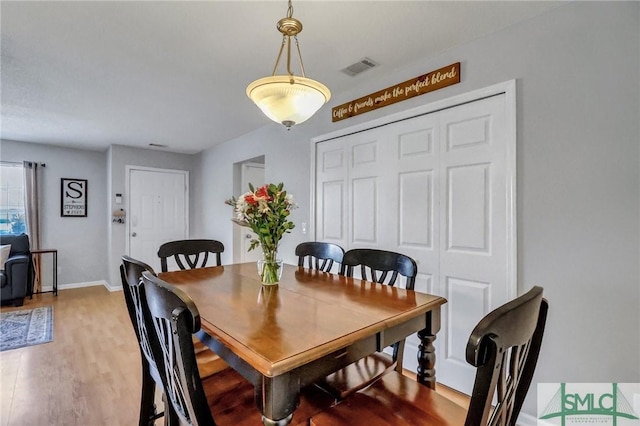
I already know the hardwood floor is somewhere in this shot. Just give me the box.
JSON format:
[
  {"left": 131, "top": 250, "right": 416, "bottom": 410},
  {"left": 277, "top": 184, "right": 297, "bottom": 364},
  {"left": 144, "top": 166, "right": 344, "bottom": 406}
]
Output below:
[
  {"left": 0, "top": 286, "right": 469, "bottom": 425},
  {"left": 0, "top": 287, "right": 145, "bottom": 426}
]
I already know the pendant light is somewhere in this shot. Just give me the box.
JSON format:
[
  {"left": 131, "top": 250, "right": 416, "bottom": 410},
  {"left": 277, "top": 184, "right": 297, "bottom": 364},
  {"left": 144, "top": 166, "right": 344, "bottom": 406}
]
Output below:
[{"left": 246, "top": 0, "right": 331, "bottom": 130}]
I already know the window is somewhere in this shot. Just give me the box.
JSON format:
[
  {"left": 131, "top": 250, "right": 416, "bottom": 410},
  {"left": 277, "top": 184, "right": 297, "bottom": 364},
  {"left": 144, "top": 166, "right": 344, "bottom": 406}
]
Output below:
[{"left": 0, "top": 163, "right": 26, "bottom": 235}]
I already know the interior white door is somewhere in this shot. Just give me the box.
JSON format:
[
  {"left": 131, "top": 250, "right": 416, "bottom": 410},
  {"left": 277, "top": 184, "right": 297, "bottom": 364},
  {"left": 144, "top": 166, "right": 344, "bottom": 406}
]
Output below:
[
  {"left": 239, "top": 162, "right": 264, "bottom": 263},
  {"left": 128, "top": 168, "right": 188, "bottom": 272},
  {"left": 434, "top": 94, "right": 510, "bottom": 393},
  {"left": 314, "top": 92, "right": 514, "bottom": 395},
  {"left": 315, "top": 139, "right": 348, "bottom": 250}
]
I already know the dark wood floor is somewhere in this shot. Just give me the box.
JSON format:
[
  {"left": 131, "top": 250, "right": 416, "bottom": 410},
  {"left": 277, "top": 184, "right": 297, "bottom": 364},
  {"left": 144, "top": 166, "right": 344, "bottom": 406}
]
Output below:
[{"left": 0, "top": 286, "right": 468, "bottom": 425}]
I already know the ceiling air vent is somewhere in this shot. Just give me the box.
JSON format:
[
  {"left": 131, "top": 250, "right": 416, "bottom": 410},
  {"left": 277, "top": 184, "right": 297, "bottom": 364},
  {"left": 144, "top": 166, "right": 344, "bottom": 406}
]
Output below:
[{"left": 340, "top": 57, "right": 378, "bottom": 77}]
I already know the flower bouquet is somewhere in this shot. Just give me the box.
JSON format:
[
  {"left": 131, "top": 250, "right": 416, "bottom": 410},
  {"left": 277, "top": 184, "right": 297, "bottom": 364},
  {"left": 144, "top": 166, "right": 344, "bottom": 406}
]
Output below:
[{"left": 226, "top": 183, "right": 296, "bottom": 284}]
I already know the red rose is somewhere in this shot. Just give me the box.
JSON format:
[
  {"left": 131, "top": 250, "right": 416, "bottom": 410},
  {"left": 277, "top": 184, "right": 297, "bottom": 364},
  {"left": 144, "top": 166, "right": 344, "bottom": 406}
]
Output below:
[
  {"left": 255, "top": 185, "right": 270, "bottom": 199},
  {"left": 244, "top": 194, "right": 258, "bottom": 205}
]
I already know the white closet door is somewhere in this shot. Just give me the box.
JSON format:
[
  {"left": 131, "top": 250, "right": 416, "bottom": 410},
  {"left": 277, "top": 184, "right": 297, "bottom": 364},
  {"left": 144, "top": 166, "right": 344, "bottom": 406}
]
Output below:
[
  {"left": 315, "top": 139, "right": 348, "bottom": 250},
  {"left": 434, "top": 94, "right": 509, "bottom": 393},
  {"left": 314, "top": 92, "right": 513, "bottom": 395},
  {"left": 347, "top": 130, "right": 387, "bottom": 249},
  {"left": 377, "top": 114, "right": 441, "bottom": 295}
]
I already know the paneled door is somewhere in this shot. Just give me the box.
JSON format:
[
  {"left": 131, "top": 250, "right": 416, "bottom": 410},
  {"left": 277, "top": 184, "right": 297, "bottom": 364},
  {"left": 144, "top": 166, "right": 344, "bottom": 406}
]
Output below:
[
  {"left": 128, "top": 167, "right": 188, "bottom": 272},
  {"left": 314, "top": 90, "right": 514, "bottom": 394}
]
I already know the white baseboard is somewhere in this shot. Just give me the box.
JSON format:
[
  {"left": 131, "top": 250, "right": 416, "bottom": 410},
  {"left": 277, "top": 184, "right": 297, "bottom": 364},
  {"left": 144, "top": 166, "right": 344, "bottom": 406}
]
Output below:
[
  {"left": 103, "top": 282, "right": 123, "bottom": 292},
  {"left": 41, "top": 280, "right": 121, "bottom": 293}
]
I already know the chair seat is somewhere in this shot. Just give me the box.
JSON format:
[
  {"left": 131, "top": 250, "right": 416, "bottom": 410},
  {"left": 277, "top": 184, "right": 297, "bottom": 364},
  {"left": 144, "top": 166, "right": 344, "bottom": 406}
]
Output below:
[
  {"left": 310, "top": 371, "right": 467, "bottom": 426},
  {"left": 318, "top": 352, "right": 396, "bottom": 399},
  {"left": 202, "top": 368, "right": 336, "bottom": 426}
]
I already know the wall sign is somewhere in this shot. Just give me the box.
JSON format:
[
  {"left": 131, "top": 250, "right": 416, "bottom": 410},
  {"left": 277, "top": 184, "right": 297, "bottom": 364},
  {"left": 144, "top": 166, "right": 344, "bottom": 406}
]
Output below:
[
  {"left": 332, "top": 62, "right": 461, "bottom": 122},
  {"left": 61, "top": 178, "right": 87, "bottom": 217}
]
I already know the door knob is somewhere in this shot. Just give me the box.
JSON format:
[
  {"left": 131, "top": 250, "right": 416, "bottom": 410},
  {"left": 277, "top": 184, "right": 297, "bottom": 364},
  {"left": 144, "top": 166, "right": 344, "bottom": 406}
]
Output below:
[
  {"left": 245, "top": 234, "right": 252, "bottom": 239},
  {"left": 131, "top": 232, "right": 137, "bottom": 237}
]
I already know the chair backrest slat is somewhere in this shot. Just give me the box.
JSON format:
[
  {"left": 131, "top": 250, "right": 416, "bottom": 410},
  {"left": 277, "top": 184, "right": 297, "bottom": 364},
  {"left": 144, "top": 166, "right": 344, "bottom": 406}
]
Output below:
[
  {"left": 340, "top": 248, "right": 418, "bottom": 365},
  {"left": 142, "top": 271, "right": 216, "bottom": 426},
  {"left": 464, "top": 286, "right": 548, "bottom": 426},
  {"left": 295, "top": 242, "right": 345, "bottom": 273},
  {"left": 120, "top": 256, "right": 164, "bottom": 390},
  {"left": 158, "top": 239, "right": 224, "bottom": 273},
  {"left": 341, "top": 248, "right": 417, "bottom": 290}
]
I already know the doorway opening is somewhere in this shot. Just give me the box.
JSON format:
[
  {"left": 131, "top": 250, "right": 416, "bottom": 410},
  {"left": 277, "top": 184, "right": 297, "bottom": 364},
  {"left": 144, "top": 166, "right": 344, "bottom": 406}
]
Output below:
[{"left": 232, "top": 156, "right": 265, "bottom": 263}]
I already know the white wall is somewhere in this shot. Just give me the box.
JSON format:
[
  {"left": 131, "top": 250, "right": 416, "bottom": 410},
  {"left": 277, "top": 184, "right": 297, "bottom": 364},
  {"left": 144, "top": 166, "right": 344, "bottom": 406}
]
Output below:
[
  {"left": 195, "top": 1, "right": 639, "bottom": 419},
  {"left": 0, "top": 139, "right": 108, "bottom": 287}
]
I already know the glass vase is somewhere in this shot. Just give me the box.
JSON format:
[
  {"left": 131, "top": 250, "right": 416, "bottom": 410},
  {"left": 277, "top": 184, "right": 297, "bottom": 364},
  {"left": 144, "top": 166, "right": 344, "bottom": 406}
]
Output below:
[{"left": 257, "top": 250, "right": 283, "bottom": 285}]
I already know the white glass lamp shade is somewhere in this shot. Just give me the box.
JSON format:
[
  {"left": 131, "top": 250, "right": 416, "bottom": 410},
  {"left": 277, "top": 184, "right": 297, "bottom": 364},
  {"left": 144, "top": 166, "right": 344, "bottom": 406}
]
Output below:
[{"left": 247, "top": 75, "right": 331, "bottom": 127}]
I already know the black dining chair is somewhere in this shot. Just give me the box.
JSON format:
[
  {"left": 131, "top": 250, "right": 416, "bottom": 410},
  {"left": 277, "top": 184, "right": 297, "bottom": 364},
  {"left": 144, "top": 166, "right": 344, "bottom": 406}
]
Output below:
[
  {"left": 340, "top": 248, "right": 417, "bottom": 288},
  {"left": 120, "top": 256, "right": 171, "bottom": 426},
  {"left": 318, "top": 248, "right": 418, "bottom": 400},
  {"left": 121, "top": 255, "right": 229, "bottom": 426},
  {"left": 140, "top": 272, "right": 336, "bottom": 426},
  {"left": 157, "top": 239, "right": 224, "bottom": 273},
  {"left": 295, "top": 242, "right": 345, "bottom": 273},
  {"left": 310, "top": 286, "right": 549, "bottom": 426}
]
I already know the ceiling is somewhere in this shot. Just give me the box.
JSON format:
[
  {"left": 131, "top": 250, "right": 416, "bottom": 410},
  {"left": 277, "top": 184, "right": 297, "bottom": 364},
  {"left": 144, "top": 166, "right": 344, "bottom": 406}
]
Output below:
[{"left": 1, "top": 1, "right": 563, "bottom": 154}]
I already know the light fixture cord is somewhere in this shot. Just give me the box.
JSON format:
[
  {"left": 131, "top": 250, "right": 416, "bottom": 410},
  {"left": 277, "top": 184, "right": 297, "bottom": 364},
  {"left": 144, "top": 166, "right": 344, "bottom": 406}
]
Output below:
[
  {"left": 288, "top": 0, "right": 307, "bottom": 78},
  {"left": 287, "top": 0, "right": 293, "bottom": 18}
]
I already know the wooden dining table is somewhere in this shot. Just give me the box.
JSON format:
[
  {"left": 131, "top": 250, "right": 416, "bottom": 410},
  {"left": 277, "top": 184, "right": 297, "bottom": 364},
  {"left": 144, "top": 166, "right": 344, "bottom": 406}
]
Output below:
[{"left": 158, "top": 262, "right": 447, "bottom": 426}]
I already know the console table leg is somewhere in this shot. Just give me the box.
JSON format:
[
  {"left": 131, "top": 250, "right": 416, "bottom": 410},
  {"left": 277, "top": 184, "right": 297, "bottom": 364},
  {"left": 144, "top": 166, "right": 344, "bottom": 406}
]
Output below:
[
  {"left": 30, "top": 249, "right": 58, "bottom": 296},
  {"left": 53, "top": 250, "right": 58, "bottom": 296}
]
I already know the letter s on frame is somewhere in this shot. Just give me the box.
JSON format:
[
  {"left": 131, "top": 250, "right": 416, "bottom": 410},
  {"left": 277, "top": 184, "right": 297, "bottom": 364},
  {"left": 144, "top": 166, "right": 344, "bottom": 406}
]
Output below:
[
  {"left": 65, "top": 181, "right": 84, "bottom": 199},
  {"left": 61, "top": 178, "right": 88, "bottom": 217}
]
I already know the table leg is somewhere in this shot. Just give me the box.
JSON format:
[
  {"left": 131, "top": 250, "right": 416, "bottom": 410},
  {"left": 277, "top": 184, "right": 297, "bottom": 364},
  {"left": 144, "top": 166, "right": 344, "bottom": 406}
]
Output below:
[
  {"left": 256, "top": 374, "right": 300, "bottom": 426},
  {"left": 261, "top": 414, "right": 293, "bottom": 426},
  {"left": 417, "top": 329, "right": 437, "bottom": 389},
  {"left": 417, "top": 307, "right": 441, "bottom": 390}
]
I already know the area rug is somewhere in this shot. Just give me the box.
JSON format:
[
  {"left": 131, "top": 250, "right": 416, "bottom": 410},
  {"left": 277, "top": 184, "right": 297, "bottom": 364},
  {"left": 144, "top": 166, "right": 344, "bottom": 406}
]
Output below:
[{"left": 0, "top": 306, "right": 53, "bottom": 351}]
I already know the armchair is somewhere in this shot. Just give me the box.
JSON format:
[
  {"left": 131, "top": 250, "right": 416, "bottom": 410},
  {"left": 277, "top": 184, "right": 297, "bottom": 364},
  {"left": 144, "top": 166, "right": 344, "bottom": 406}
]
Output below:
[{"left": 0, "top": 233, "right": 35, "bottom": 306}]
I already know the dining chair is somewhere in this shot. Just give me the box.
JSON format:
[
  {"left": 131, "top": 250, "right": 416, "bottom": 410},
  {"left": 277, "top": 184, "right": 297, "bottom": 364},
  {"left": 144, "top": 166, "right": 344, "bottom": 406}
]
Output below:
[
  {"left": 140, "top": 271, "right": 336, "bottom": 426},
  {"left": 157, "top": 239, "right": 224, "bottom": 273},
  {"left": 310, "top": 286, "right": 549, "bottom": 426},
  {"left": 120, "top": 256, "right": 170, "bottom": 426},
  {"left": 295, "top": 241, "right": 345, "bottom": 273},
  {"left": 121, "top": 256, "right": 228, "bottom": 425},
  {"left": 317, "top": 248, "right": 418, "bottom": 400}
]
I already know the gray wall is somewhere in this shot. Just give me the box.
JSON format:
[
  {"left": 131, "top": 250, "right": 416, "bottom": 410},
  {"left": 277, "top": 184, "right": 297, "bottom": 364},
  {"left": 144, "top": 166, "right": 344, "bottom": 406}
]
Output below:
[
  {"left": 194, "top": 1, "right": 639, "bottom": 419},
  {"left": 0, "top": 139, "right": 109, "bottom": 286},
  {"left": 192, "top": 125, "right": 311, "bottom": 266},
  {"left": 0, "top": 141, "right": 200, "bottom": 288}
]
